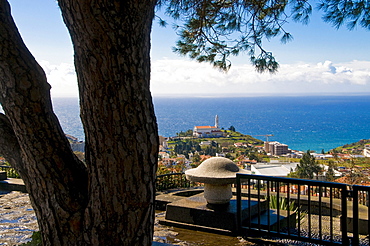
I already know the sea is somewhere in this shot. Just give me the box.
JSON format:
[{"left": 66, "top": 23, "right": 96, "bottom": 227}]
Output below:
[{"left": 52, "top": 95, "right": 370, "bottom": 153}]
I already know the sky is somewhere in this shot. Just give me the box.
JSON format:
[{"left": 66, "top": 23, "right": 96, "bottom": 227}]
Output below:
[{"left": 7, "top": 0, "right": 370, "bottom": 98}]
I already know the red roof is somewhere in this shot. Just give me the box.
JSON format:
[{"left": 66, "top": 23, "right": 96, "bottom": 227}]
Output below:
[{"left": 195, "top": 126, "right": 217, "bottom": 129}]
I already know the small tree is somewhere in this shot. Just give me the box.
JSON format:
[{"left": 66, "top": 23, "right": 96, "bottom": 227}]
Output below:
[
  {"left": 295, "top": 150, "right": 322, "bottom": 180},
  {"left": 229, "top": 126, "right": 236, "bottom": 132},
  {"left": 192, "top": 152, "right": 201, "bottom": 164},
  {"left": 325, "top": 160, "right": 336, "bottom": 181}
]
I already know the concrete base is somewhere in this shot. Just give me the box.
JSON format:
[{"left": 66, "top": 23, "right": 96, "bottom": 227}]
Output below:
[
  {"left": 249, "top": 209, "right": 296, "bottom": 230},
  {"left": 0, "top": 178, "right": 27, "bottom": 193},
  {"left": 345, "top": 216, "right": 369, "bottom": 235},
  {"left": 165, "top": 193, "right": 267, "bottom": 232},
  {"left": 0, "top": 171, "right": 6, "bottom": 181}
]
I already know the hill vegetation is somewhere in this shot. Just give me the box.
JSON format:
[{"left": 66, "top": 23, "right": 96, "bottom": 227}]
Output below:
[
  {"left": 331, "top": 139, "right": 370, "bottom": 154},
  {"left": 164, "top": 129, "right": 265, "bottom": 164}
]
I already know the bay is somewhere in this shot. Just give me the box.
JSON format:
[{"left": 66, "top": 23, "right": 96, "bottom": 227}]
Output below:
[{"left": 52, "top": 95, "right": 370, "bottom": 153}]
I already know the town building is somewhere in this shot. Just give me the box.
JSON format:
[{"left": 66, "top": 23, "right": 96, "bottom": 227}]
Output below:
[
  {"left": 251, "top": 162, "right": 298, "bottom": 177},
  {"left": 193, "top": 115, "right": 224, "bottom": 138},
  {"left": 264, "top": 141, "right": 290, "bottom": 156},
  {"left": 364, "top": 144, "right": 370, "bottom": 157}
]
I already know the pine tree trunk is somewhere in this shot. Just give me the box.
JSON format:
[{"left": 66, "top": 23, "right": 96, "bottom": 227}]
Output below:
[
  {"left": 0, "top": 0, "right": 158, "bottom": 245},
  {"left": 58, "top": 1, "right": 158, "bottom": 244}
]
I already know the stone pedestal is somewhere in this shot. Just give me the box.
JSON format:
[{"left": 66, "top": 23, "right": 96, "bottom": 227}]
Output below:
[
  {"left": 203, "top": 183, "right": 232, "bottom": 204},
  {"left": 164, "top": 193, "right": 267, "bottom": 232},
  {"left": 185, "top": 157, "right": 250, "bottom": 205}
]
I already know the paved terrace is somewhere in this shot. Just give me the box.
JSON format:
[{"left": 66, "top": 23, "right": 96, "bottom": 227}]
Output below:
[{"left": 2, "top": 177, "right": 370, "bottom": 245}]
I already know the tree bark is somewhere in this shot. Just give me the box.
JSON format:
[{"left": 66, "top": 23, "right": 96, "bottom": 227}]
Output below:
[
  {"left": 58, "top": 1, "right": 158, "bottom": 244},
  {"left": 0, "top": 1, "right": 88, "bottom": 244},
  {"left": 0, "top": 113, "right": 22, "bottom": 172},
  {"left": 0, "top": 0, "right": 158, "bottom": 245}
]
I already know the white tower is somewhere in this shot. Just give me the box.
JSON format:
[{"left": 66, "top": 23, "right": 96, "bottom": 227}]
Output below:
[{"left": 215, "top": 115, "right": 219, "bottom": 128}]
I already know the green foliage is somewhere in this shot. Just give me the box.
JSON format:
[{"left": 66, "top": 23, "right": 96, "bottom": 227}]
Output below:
[
  {"left": 325, "top": 160, "right": 336, "bottom": 181},
  {"left": 268, "top": 195, "right": 306, "bottom": 222},
  {"left": 331, "top": 138, "right": 370, "bottom": 154},
  {"left": 269, "top": 195, "right": 295, "bottom": 211},
  {"left": 160, "top": 0, "right": 312, "bottom": 72},
  {"left": 0, "top": 164, "right": 20, "bottom": 178},
  {"left": 318, "top": 0, "right": 370, "bottom": 30},
  {"left": 293, "top": 150, "right": 322, "bottom": 179},
  {"left": 167, "top": 130, "right": 265, "bottom": 161},
  {"left": 248, "top": 152, "right": 262, "bottom": 162},
  {"left": 20, "top": 231, "right": 42, "bottom": 246},
  {"left": 192, "top": 152, "right": 201, "bottom": 163},
  {"left": 228, "top": 125, "right": 236, "bottom": 132},
  {"left": 176, "top": 129, "right": 193, "bottom": 137},
  {"left": 173, "top": 140, "right": 201, "bottom": 155}
]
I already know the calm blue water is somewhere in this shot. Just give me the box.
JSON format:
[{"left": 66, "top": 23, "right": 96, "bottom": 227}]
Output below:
[{"left": 52, "top": 95, "right": 370, "bottom": 153}]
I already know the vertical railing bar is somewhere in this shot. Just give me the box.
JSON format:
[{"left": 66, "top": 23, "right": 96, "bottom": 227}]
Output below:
[
  {"left": 257, "top": 178, "right": 261, "bottom": 230},
  {"left": 341, "top": 185, "right": 348, "bottom": 245},
  {"left": 308, "top": 184, "right": 311, "bottom": 239},
  {"left": 236, "top": 174, "right": 242, "bottom": 234},
  {"left": 368, "top": 189, "right": 370, "bottom": 246},
  {"left": 277, "top": 180, "right": 280, "bottom": 234},
  {"left": 287, "top": 182, "right": 290, "bottom": 236},
  {"left": 267, "top": 180, "right": 271, "bottom": 233},
  {"left": 330, "top": 187, "right": 333, "bottom": 242},
  {"left": 319, "top": 185, "right": 322, "bottom": 241},
  {"left": 248, "top": 178, "right": 251, "bottom": 228},
  {"left": 352, "top": 185, "right": 359, "bottom": 246},
  {"left": 298, "top": 183, "right": 301, "bottom": 238}
]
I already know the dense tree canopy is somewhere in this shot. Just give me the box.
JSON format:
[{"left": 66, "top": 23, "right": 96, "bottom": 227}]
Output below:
[
  {"left": 160, "top": 0, "right": 312, "bottom": 72},
  {"left": 318, "top": 0, "right": 370, "bottom": 30}
]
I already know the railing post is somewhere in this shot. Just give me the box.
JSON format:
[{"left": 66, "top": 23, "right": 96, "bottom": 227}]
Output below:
[
  {"left": 341, "top": 186, "right": 349, "bottom": 245},
  {"left": 236, "top": 173, "right": 242, "bottom": 235},
  {"left": 352, "top": 185, "right": 359, "bottom": 246}
]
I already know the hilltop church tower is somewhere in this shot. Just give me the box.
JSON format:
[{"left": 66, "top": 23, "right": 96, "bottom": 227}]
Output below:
[{"left": 193, "top": 115, "right": 223, "bottom": 138}]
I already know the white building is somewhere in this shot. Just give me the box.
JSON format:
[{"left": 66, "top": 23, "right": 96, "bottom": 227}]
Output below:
[
  {"left": 193, "top": 126, "right": 224, "bottom": 138},
  {"left": 251, "top": 162, "right": 299, "bottom": 177},
  {"left": 364, "top": 144, "right": 370, "bottom": 157},
  {"left": 193, "top": 115, "right": 223, "bottom": 138}
]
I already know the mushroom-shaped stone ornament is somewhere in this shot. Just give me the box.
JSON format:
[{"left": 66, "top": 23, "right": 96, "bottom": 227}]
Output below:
[{"left": 185, "top": 157, "right": 250, "bottom": 205}]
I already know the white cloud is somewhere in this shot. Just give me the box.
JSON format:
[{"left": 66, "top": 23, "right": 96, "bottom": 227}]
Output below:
[
  {"left": 39, "top": 60, "right": 78, "bottom": 97},
  {"left": 151, "top": 59, "right": 370, "bottom": 96},
  {"left": 39, "top": 59, "right": 370, "bottom": 97}
]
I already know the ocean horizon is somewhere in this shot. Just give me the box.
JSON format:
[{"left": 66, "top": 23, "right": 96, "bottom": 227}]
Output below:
[{"left": 52, "top": 95, "right": 370, "bottom": 153}]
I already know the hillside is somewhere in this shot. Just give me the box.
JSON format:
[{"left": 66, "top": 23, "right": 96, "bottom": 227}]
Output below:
[
  {"left": 169, "top": 129, "right": 263, "bottom": 145},
  {"left": 331, "top": 139, "right": 370, "bottom": 154}
]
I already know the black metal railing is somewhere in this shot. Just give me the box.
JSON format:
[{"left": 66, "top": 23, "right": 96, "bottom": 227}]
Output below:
[
  {"left": 236, "top": 173, "right": 370, "bottom": 245},
  {"left": 352, "top": 185, "right": 370, "bottom": 246},
  {"left": 156, "top": 172, "right": 195, "bottom": 192}
]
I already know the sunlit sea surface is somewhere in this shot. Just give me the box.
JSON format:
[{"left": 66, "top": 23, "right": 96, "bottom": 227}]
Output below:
[{"left": 52, "top": 95, "right": 370, "bottom": 153}]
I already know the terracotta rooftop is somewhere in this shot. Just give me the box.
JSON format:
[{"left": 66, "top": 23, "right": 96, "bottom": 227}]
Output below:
[{"left": 195, "top": 126, "right": 217, "bottom": 129}]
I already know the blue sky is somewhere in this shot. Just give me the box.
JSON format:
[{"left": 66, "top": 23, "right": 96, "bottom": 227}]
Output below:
[{"left": 8, "top": 0, "right": 370, "bottom": 97}]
